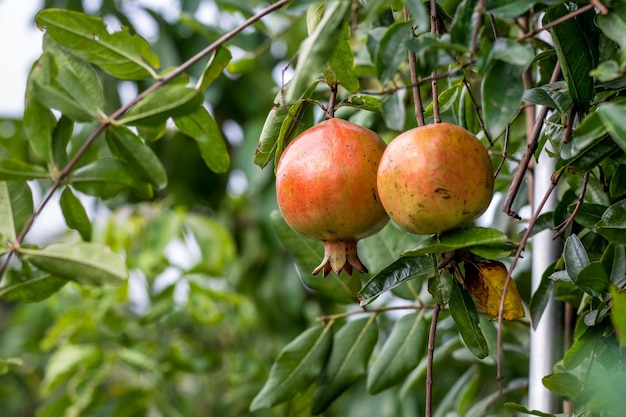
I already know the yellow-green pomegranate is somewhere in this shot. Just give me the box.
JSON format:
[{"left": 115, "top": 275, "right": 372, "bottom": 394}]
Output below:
[{"left": 377, "top": 123, "right": 494, "bottom": 235}]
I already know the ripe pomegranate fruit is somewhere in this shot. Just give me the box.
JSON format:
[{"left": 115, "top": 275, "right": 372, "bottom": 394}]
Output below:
[
  {"left": 377, "top": 123, "right": 493, "bottom": 235},
  {"left": 275, "top": 118, "right": 389, "bottom": 276}
]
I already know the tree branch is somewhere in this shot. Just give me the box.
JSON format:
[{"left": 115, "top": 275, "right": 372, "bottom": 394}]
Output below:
[
  {"left": 517, "top": 3, "right": 595, "bottom": 41},
  {"left": 425, "top": 303, "right": 441, "bottom": 417},
  {"left": 405, "top": 6, "right": 425, "bottom": 127}
]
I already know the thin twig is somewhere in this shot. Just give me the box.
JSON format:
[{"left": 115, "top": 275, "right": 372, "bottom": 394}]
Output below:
[
  {"left": 430, "top": 0, "right": 440, "bottom": 123},
  {"left": 326, "top": 82, "right": 338, "bottom": 119},
  {"left": 316, "top": 304, "right": 425, "bottom": 322},
  {"left": 590, "top": 0, "right": 609, "bottom": 15},
  {"left": 493, "top": 125, "right": 510, "bottom": 178},
  {"left": 405, "top": 6, "right": 425, "bottom": 127},
  {"left": 425, "top": 304, "right": 441, "bottom": 417},
  {"left": 496, "top": 169, "right": 563, "bottom": 394},
  {"left": 0, "top": 0, "right": 292, "bottom": 279},
  {"left": 501, "top": 63, "right": 561, "bottom": 219},
  {"left": 554, "top": 171, "right": 590, "bottom": 238},
  {"left": 517, "top": 3, "right": 595, "bottom": 41},
  {"left": 563, "top": 106, "right": 576, "bottom": 144}
]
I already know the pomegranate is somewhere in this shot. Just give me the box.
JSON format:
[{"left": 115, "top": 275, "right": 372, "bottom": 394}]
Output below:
[
  {"left": 275, "top": 118, "right": 389, "bottom": 276},
  {"left": 377, "top": 123, "right": 493, "bottom": 235}
]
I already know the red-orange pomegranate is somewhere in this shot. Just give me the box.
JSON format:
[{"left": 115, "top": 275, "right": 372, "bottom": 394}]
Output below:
[
  {"left": 275, "top": 118, "right": 389, "bottom": 276},
  {"left": 377, "top": 123, "right": 494, "bottom": 235}
]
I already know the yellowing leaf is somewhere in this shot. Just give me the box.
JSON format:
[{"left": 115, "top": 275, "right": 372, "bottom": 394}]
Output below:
[{"left": 465, "top": 260, "right": 524, "bottom": 320}]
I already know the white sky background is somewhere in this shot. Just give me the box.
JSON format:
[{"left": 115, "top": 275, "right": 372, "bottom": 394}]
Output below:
[{"left": 0, "top": 1, "right": 42, "bottom": 118}]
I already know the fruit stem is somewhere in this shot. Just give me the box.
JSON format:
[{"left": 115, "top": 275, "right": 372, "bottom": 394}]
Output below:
[
  {"left": 312, "top": 239, "right": 368, "bottom": 277},
  {"left": 325, "top": 82, "right": 338, "bottom": 120}
]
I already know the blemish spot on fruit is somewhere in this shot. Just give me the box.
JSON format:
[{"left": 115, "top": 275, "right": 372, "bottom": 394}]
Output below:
[
  {"left": 435, "top": 188, "right": 451, "bottom": 199},
  {"left": 371, "top": 188, "right": 378, "bottom": 202}
]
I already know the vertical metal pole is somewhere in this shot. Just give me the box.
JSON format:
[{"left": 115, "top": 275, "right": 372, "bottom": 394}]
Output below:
[{"left": 528, "top": 153, "right": 561, "bottom": 412}]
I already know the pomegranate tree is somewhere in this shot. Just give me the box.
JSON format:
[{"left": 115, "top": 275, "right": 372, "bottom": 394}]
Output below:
[
  {"left": 377, "top": 123, "right": 494, "bottom": 235},
  {"left": 275, "top": 118, "right": 388, "bottom": 276}
]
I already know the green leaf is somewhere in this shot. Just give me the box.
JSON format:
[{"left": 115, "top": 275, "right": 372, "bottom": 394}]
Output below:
[
  {"left": 590, "top": 60, "right": 623, "bottom": 82},
  {"left": 0, "top": 159, "right": 49, "bottom": 181},
  {"left": 557, "top": 135, "right": 619, "bottom": 172},
  {"left": 119, "top": 86, "right": 202, "bottom": 126},
  {"left": 481, "top": 60, "right": 524, "bottom": 139},
  {"left": 595, "top": 199, "right": 626, "bottom": 244},
  {"left": 428, "top": 268, "right": 453, "bottom": 305},
  {"left": 610, "top": 287, "right": 626, "bottom": 347},
  {"left": 563, "top": 324, "right": 602, "bottom": 369},
  {"left": 20, "top": 242, "right": 128, "bottom": 287},
  {"left": 489, "top": 37, "right": 533, "bottom": 67},
  {"left": 173, "top": 106, "right": 230, "bottom": 174},
  {"left": 327, "top": 23, "right": 359, "bottom": 93},
  {"left": 405, "top": 0, "right": 429, "bottom": 32},
  {"left": 336, "top": 95, "right": 383, "bottom": 113},
  {"left": 449, "top": 279, "right": 488, "bottom": 359},
  {"left": 360, "top": 221, "right": 422, "bottom": 270},
  {"left": 366, "top": 311, "right": 428, "bottom": 394},
  {"left": 23, "top": 98, "right": 56, "bottom": 163},
  {"left": 595, "top": 2, "right": 626, "bottom": 49},
  {"left": 575, "top": 262, "right": 609, "bottom": 297},
  {"left": 571, "top": 203, "right": 606, "bottom": 229},
  {"left": 196, "top": 47, "right": 232, "bottom": 92},
  {"left": 544, "top": 4, "right": 597, "bottom": 112},
  {"left": 597, "top": 102, "right": 626, "bottom": 154},
  {"left": 377, "top": 22, "right": 412, "bottom": 86},
  {"left": 36, "top": 9, "right": 159, "bottom": 80},
  {"left": 59, "top": 187, "right": 92, "bottom": 241},
  {"left": 29, "top": 53, "right": 94, "bottom": 122},
  {"left": 601, "top": 243, "right": 626, "bottom": 287},
  {"left": 468, "top": 243, "right": 515, "bottom": 259},
  {"left": 106, "top": 125, "right": 168, "bottom": 189},
  {"left": 41, "top": 344, "right": 101, "bottom": 395},
  {"left": 358, "top": 256, "right": 434, "bottom": 306},
  {"left": 262, "top": 83, "right": 317, "bottom": 171},
  {"left": 42, "top": 37, "right": 106, "bottom": 120},
  {"left": 449, "top": 0, "right": 477, "bottom": 48},
  {"left": 312, "top": 316, "right": 378, "bottom": 414},
  {"left": 270, "top": 210, "right": 361, "bottom": 304},
  {"left": 0, "top": 182, "right": 33, "bottom": 243},
  {"left": 70, "top": 158, "right": 153, "bottom": 199},
  {"left": 434, "top": 364, "right": 484, "bottom": 417},
  {"left": 52, "top": 115, "right": 74, "bottom": 168},
  {"left": 403, "top": 227, "right": 509, "bottom": 256},
  {"left": 250, "top": 324, "right": 333, "bottom": 411},
  {"left": 504, "top": 402, "right": 560, "bottom": 417},
  {"left": 424, "top": 82, "right": 461, "bottom": 119},
  {"left": 285, "top": 0, "right": 349, "bottom": 103},
  {"left": 0, "top": 265, "right": 67, "bottom": 303},
  {"left": 254, "top": 106, "right": 289, "bottom": 169},
  {"left": 563, "top": 234, "right": 589, "bottom": 280},
  {"left": 485, "top": 0, "right": 538, "bottom": 19},
  {"left": 522, "top": 82, "right": 572, "bottom": 116},
  {"left": 382, "top": 89, "right": 406, "bottom": 131},
  {"left": 0, "top": 358, "right": 23, "bottom": 376},
  {"left": 542, "top": 366, "right": 581, "bottom": 398},
  {"left": 184, "top": 213, "right": 236, "bottom": 276}
]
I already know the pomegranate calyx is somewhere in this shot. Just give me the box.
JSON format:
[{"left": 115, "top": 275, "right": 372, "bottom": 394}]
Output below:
[{"left": 312, "top": 239, "right": 368, "bottom": 277}]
